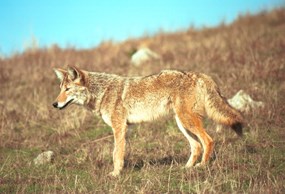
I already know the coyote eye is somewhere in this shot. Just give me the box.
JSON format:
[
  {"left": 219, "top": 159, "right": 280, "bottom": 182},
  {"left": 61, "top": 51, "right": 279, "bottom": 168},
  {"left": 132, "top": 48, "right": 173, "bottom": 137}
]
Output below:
[{"left": 65, "top": 88, "right": 70, "bottom": 91}]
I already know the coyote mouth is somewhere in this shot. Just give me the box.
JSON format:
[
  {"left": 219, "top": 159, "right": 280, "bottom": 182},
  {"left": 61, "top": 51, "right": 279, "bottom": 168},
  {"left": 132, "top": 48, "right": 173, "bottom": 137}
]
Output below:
[{"left": 59, "top": 99, "right": 74, "bottom": 110}]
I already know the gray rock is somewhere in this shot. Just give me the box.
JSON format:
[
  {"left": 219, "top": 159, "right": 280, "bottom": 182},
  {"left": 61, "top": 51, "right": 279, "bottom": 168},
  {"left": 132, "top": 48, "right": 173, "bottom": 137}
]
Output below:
[{"left": 34, "top": 151, "right": 54, "bottom": 165}]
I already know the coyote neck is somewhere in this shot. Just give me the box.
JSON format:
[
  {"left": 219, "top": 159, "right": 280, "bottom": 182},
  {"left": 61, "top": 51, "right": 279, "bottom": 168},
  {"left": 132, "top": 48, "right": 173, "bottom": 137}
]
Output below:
[{"left": 84, "top": 72, "right": 125, "bottom": 114}]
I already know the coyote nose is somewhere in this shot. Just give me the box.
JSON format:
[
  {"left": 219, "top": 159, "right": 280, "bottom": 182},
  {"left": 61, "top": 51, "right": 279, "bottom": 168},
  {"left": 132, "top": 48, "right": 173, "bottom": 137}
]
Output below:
[{"left": 52, "top": 102, "right": 58, "bottom": 108}]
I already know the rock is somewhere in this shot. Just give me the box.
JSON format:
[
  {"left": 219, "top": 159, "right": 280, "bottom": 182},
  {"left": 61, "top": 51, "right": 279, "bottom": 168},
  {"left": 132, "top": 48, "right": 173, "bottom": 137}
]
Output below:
[
  {"left": 131, "top": 47, "right": 160, "bottom": 66},
  {"left": 227, "top": 90, "right": 265, "bottom": 113},
  {"left": 34, "top": 151, "right": 54, "bottom": 165}
]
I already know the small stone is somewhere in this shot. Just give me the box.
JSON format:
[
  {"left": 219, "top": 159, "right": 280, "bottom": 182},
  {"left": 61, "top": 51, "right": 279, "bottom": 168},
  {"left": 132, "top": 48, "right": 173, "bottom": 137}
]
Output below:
[
  {"left": 131, "top": 47, "right": 160, "bottom": 66},
  {"left": 228, "top": 90, "right": 264, "bottom": 113},
  {"left": 34, "top": 151, "right": 54, "bottom": 165}
]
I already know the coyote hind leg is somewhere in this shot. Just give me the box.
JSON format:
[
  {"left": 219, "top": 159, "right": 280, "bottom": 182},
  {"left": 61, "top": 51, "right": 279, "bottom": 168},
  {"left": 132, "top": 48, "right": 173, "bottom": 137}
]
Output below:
[
  {"left": 175, "top": 115, "right": 202, "bottom": 168},
  {"left": 176, "top": 112, "right": 214, "bottom": 167}
]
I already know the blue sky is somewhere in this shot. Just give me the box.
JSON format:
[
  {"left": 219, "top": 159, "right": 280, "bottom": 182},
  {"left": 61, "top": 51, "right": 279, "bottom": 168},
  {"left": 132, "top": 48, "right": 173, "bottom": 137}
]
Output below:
[{"left": 0, "top": 0, "right": 283, "bottom": 56}]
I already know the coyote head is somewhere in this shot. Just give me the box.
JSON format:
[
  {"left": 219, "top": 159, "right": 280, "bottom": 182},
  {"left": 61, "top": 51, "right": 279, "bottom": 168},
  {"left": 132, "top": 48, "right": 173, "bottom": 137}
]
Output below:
[{"left": 53, "top": 66, "right": 90, "bottom": 110}]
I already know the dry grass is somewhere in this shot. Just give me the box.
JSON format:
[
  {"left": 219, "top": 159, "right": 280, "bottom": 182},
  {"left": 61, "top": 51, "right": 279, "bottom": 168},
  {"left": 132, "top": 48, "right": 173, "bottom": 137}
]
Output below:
[{"left": 1, "top": 8, "right": 285, "bottom": 193}]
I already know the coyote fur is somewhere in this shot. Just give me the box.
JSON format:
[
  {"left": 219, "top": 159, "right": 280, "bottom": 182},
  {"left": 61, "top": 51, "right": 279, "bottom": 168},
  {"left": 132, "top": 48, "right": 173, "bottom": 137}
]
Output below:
[{"left": 53, "top": 66, "right": 243, "bottom": 177}]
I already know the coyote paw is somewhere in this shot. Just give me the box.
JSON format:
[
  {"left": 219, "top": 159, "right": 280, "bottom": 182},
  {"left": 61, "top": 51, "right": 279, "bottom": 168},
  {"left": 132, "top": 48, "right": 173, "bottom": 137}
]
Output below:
[
  {"left": 108, "top": 170, "right": 120, "bottom": 177},
  {"left": 194, "top": 162, "right": 206, "bottom": 168},
  {"left": 184, "top": 163, "right": 194, "bottom": 169}
]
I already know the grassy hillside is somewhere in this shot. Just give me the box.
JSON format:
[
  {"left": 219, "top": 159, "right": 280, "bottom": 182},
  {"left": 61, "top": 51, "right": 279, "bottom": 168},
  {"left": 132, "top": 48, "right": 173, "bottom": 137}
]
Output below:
[{"left": 0, "top": 8, "right": 285, "bottom": 193}]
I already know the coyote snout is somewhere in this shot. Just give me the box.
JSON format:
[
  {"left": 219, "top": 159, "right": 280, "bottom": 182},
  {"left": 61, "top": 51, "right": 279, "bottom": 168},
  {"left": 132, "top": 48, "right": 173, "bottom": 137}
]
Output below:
[
  {"left": 52, "top": 90, "right": 75, "bottom": 110},
  {"left": 52, "top": 99, "right": 74, "bottom": 110},
  {"left": 53, "top": 66, "right": 244, "bottom": 177}
]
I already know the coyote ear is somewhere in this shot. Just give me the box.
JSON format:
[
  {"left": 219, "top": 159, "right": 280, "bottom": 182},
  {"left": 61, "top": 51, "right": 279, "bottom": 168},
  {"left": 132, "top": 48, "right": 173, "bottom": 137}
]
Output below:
[
  {"left": 67, "top": 65, "right": 84, "bottom": 82},
  {"left": 53, "top": 68, "right": 66, "bottom": 82}
]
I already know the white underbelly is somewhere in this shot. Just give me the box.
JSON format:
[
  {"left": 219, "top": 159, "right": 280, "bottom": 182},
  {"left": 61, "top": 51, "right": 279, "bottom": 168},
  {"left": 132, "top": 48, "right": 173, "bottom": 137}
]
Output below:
[{"left": 126, "top": 98, "right": 171, "bottom": 123}]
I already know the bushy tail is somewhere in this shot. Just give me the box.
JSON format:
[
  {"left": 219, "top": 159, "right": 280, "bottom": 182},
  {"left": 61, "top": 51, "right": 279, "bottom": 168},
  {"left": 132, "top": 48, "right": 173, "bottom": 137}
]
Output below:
[{"left": 204, "top": 82, "right": 244, "bottom": 136}]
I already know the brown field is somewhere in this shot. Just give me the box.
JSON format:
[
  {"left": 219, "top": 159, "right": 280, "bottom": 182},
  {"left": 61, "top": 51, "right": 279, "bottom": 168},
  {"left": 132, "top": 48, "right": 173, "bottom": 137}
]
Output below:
[{"left": 0, "top": 8, "right": 285, "bottom": 193}]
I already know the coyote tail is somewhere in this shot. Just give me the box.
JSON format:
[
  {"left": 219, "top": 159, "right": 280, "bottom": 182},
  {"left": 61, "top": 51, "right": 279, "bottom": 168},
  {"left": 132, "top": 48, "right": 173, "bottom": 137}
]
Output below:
[{"left": 204, "top": 82, "right": 244, "bottom": 136}]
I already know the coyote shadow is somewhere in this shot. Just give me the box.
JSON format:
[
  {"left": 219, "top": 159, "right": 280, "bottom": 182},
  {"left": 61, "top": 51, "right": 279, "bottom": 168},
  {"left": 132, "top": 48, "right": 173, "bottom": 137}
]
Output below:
[
  {"left": 124, "top": 155, "right": 189, "bottom": 170},
  {"left": 124, "top": 151, "right": 219, "bottom": 171}
]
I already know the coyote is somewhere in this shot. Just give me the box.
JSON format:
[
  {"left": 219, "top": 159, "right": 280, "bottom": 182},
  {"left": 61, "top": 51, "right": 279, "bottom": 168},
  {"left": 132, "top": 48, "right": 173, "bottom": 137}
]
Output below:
[{"left": 53, "top": 66, "right": 243, "bottom": 176}]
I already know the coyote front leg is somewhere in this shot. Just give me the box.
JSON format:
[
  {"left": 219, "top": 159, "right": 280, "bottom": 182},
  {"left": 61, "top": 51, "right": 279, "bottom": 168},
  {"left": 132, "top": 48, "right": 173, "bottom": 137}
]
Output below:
[{"left": 109, "top": 123, "right": 127, "bottom": 177}]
